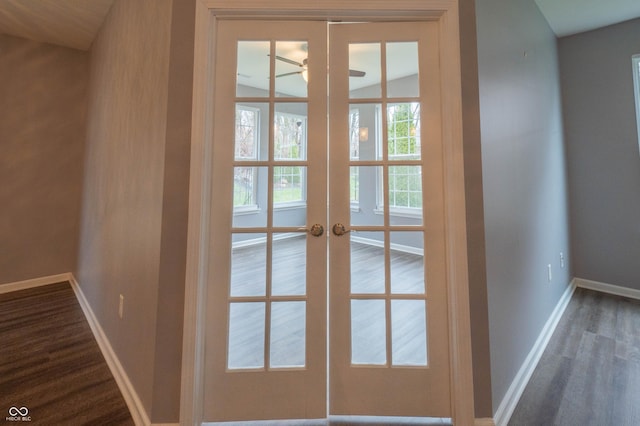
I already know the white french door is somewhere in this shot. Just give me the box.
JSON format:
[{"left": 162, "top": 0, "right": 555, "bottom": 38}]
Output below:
[{"left": 204, "top": 19, "right": 450, "bottom": 423}]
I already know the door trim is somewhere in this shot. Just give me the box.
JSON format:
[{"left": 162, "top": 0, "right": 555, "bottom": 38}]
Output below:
[{"left": 181, "top": 1, "right": 474, "bottom": 425}]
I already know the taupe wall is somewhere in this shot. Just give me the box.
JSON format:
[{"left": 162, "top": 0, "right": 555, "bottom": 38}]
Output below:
[
  {"left": 151, "top": 0, "right": 195, "bottom": 420},
  {"left": 0, "top": 35, "right": 87, "bottom": 285},
  {"left": 76, "top": 0, "right": 193, "bottom": 422},
  {"left": 475, "top": 0, "right": 572, "bottom": 413},
  {"left": 559, "top": 18, "right": 640, "bottom": 290}
]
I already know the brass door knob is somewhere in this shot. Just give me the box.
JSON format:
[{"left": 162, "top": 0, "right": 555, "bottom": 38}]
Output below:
[
  {"left": 332, "top": 223, "right": 350, "bottom": 236},
  {"left": 308, "top": 224, "right": 324, "bottom": 237}
]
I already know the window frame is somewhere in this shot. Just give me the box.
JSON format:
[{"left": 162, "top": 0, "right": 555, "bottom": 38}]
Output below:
[
  {"left": 375, "top": 102, "right": 423, "bottom": 218},
  {"left": 349, "top": 107, "right": 361, "bottom": 210},
  {"left": 233, "top": 105, "right": 261, "bottom": 214},
  {"left": 273, "top": 110, "right": 308, "bottom": 208},
  {"left": 632, "top": 55, "right": 640, "bottom": 153}
]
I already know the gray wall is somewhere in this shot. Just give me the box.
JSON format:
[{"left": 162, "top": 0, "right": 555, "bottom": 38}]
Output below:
[
  {"left": 0, "top": 35, "right": 87, "bottom": 285},
  {"left": 559, "top": 18, "right": 640, "bottom": 290},
  {"left": 76, "top": 0, "right": 193, "bottom": 422},
  {"left": 476, "top": 0, "right": 572, "bottom": 413}
]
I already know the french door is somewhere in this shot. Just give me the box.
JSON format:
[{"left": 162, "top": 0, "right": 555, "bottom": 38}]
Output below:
[{"left": 205, "top": 19, "right": 450, "bottom": 422}]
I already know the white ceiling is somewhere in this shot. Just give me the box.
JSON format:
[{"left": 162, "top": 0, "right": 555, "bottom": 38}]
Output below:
[{"left": 535, "top": 0, "right": 640, "bottom": 37}]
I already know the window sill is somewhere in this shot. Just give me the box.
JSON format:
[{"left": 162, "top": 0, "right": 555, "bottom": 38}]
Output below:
[
  {"left": 233, "top": 206, "right": 261, "bottom": 215},
  {"left": 374, "top": 207, "right": 423, "bottom": 219},
  {"left": 274, "top": 201, "right": 307, "bottom": 211}
]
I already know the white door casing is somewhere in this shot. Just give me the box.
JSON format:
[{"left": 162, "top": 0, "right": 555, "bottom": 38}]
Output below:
[{"left": 181, "top": 2, "right": 473, "bottom": 425}]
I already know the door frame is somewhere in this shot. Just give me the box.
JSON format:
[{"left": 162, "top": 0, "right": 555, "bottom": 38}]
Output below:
[{"left": 181, "top": 1, "right": 475, "bottom": 425}]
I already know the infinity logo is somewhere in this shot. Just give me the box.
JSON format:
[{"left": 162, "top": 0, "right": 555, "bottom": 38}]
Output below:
[{"left": 8, "top": 407, "right": 28, "bottom": 417}]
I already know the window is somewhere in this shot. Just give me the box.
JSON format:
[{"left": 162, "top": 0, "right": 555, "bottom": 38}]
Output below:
[
  {"left": 387, "top": 103, "right": 421, "bottom": 160},
  {"left": 234, "top": 106, "right": 259, "bottom": 212},
  {"left": 349, "top": 109, "right": 360, "bottom": 206},
  {"left": 633, "top": 55, "right": 640, "bottom": 151},
  {"left": 382, "top": 103, "right": 422, "bottom": 215},
  {"left": 274, "top": 112, "right": 307, "bottom": 205}
]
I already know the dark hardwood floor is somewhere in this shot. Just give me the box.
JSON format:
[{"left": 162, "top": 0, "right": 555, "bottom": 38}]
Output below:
[
  {"left": 0, "top": 282, "right": 134, "bottom": 425},
  {"left": 509, "top": 287, "right": 640, "bottom": 426}
]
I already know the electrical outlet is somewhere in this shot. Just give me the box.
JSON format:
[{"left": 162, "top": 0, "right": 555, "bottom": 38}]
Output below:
[
  {"left": 547, "top": 264, "right": 552, "bottom": 282},
  {"left": 560, "top": 252, "right": 565, "bottom": 268},
  {"left": 119, "top": 294, "right": 124, "bottom": 319}
]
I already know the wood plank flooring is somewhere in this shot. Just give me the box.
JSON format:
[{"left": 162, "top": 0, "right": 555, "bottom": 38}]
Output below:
[
  {"left": 228, "top": 236, "right": 427, "bottom": 369},
  {"left": 0, "top": 282, "right": 134, "bottom": 425},
  {"left": 509, "top": 287, "right": 640, "bottom": 426}
]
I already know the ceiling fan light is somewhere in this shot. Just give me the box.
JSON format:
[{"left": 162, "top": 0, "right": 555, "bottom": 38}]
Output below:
[{"left": 302, "top": 69, "right": 308, "bottom": 82}]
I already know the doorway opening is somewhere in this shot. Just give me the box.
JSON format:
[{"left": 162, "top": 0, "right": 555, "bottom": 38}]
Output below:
[{"left": 181, "top": 5, "right": 473, "bottom": 426}]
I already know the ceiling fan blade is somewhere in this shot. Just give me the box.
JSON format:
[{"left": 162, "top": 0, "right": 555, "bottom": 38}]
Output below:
[
  {"left": 349, "top": 69, "right": 366, "bottom": 77},
  {"left": 276, "top": 71, "right": 303, "bottom": 78},
  {"left": 274, "top": 55, "right": 304, "bottom": 68}
]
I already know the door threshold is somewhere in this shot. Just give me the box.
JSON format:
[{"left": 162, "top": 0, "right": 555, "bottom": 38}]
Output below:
[
  {"left": 206, "top": 416, "right": 452, "bottom": 426},
  {"left": 329, "top": 416, "right": 452, "bottom": 425}
]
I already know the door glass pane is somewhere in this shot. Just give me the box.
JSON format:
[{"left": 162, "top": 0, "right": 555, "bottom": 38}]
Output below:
[
  {"left": 349, "top": 104, "right": 382, "bottom": 161},
  {"left": 233, "top": 166, "right": 267, "bottom": 228},
  {"left": 275, "top": 41, "right": 308, "bottom": 98},
  {"left": 386, "top": 42, "right": 419, "bottom": 98},
  {"left": 274, "top": 103, "right": 307, "bottom": 160},
  {"left": 351, "top": 232, "right": 385, "bottom": 294},
  {"left": 391, "top": 300, "right": 427, "bottom": 366},
  {"left": 351, "top": 299, "right": 386, "bottom": 365},
  {"left": 350, "top": 166, "right": 384, "bottom": 227},
  {"left": 273, "top": 166, "right": 307, "bottom": 227},
  {"left": 390, "top": 231, "right": 425, "bottom": 294},
  {"left": 272, "top": 233, "right": 306, "bottom": 296},
  {"left": 388, "top": 165, "right": 423, "bottom": 226},
  {"left": 230, "top": 233, "right": 266, "bottom": 297},
  {"left": 228, "top": 302, "right": 266, "bottom": 369},
  {"left": 270, "top": 301, "right": 306, "bottom": 368},
  {"left": 236, "top": 41, "right": 269, "bottom": 97},
  {"left": 349, "top": 43, "right": 381, "bottom": 99},
  {"left": 236, "top": 102, "right": 268, "bottom": 161},
  {"left": 387, "top": 103, "right": 421, "bottom": 161}
]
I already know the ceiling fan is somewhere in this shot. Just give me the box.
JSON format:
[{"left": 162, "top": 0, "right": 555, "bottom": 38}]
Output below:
[{"left": 274, "top": 55, "right": 366, "bottom": 79}]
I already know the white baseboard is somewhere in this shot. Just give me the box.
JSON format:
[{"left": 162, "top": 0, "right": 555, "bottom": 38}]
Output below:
[
  {"left": 475, "top": 418, "right": 496, "bottom": 426},
  {"left": 0, "top": 273, "right": 73, "bottom": 294},
  {"left": 68, "top": 275, "right": 151, "bottom": 426},
  {"left": 350, "top": 236, "right": 424, "bottom": 256},
  {"left": 232, "top": 232, "right": 303, "bottom": 249},
  {"left": 493, "top": 280, "right": 576, "bottom": 426},
  {"left": 574, "top": 278, "right": 640, "bottom": 300}
]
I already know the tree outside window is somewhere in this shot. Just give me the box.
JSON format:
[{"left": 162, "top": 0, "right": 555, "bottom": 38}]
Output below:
[
  {"left": 274, "top": 112, "right": 307, "bottom": 205},
  {"left": 349, "top": 109, "right": 360, "bottom": 205},
  {"left": 234, "top": 106, "right": 260, "bottom": 211}
]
